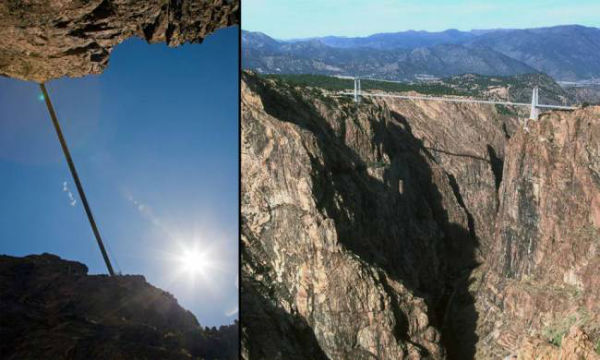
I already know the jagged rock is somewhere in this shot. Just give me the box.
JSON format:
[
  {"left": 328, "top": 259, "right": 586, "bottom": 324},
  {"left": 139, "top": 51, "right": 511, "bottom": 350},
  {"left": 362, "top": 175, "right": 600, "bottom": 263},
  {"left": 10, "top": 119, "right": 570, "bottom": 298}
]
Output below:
[
  {"left": 0, "top": 253, "right": 238, "bottom": 359},
  {"left": 473, "top": 106, "right": 600, "bottom": 358},
  {"left": 241, "top": 72, "right": 524, "bottom": 359},
  {"left": 0, "top": 0, "right": 239, "bottom": 82},
  {"left": 241, "top": 72, "right": 600, "bottom": 359}
]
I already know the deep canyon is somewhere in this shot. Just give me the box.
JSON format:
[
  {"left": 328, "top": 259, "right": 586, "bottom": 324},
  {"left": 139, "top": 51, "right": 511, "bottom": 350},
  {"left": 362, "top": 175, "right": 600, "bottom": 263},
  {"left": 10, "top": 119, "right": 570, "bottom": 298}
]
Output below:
[{"left": 241, "top": 72, "right": 600, "bottom": 359}]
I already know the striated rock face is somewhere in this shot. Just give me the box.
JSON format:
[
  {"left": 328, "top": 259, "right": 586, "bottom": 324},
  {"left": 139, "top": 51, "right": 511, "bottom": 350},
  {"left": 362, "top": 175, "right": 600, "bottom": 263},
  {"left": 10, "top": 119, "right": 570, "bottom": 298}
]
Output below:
[
  {"left": 0, "top": 253, "right": 238, "bottom": 359},
  {"left": 473, "top": 106, "right": 600, "bottom": 359},
  {"left": 241, "top": 72, "right": 600, "bottom": 359},
  {"left": 241, "top": 72, "right": 519, "bottom": 359},
  {"left": 0, "top": 0, "right": 239, "bottom": 82}
]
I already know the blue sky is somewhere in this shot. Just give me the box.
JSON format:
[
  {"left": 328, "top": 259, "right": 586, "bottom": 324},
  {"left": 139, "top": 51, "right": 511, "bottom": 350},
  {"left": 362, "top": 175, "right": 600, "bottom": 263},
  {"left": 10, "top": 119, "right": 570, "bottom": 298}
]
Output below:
[
  {"left": 0, "top": 26, "right": 238, "bottom": 327},
  {"left": 243, "top": 0, "right": 600, "bottom": 39}
]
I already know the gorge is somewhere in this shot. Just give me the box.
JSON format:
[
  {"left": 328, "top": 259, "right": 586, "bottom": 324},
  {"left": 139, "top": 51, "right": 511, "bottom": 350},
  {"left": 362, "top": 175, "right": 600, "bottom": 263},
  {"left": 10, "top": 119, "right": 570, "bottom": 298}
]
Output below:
[{"left": 240, "top": 71, "right": 600, "bottom": 359}]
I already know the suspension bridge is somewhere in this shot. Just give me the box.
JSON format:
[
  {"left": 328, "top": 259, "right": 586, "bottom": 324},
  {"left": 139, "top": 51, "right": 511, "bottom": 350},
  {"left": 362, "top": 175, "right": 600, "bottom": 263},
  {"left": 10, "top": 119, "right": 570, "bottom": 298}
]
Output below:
[{"left": 344, "top": 77, "right": 577, "bottom": 120}]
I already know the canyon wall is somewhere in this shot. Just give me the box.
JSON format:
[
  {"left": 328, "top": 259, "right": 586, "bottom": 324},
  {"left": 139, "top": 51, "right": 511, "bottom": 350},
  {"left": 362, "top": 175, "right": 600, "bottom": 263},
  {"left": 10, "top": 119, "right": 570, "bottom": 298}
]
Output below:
[
  {"left": 0, "top": 0, "right": 239, "bottom": 82},
  {"left": 241, "top": 72, "right": 600, "bottom": 359},
  {"left": 473, "top": 106, "right": 600, "bottom": 358}
]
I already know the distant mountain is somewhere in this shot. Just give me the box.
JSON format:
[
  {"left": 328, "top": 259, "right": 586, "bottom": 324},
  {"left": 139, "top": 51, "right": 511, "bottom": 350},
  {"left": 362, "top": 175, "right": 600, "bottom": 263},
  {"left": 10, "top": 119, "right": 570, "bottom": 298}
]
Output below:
[
  {"left": 242, "top": 31, "right": 536, "bottom": 81},
  {"left": 316, "top": 29, "right": 476, "bottom": 49},
  {"left": 243, "top": 25, "right": 600, "bottom": 81},
  {"left": 242, "top": 30, "right": 281, "bottom": 51},
  {"left": 467, "top": 25, "right": 600, "bottom": 81}
]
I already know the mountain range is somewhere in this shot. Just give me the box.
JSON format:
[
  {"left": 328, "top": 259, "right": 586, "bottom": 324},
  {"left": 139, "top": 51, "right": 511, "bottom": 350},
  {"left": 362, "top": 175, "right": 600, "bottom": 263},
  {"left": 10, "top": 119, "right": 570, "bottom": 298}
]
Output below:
[{"left": 242, "top": 25, "right": 600, "bottom": 81}]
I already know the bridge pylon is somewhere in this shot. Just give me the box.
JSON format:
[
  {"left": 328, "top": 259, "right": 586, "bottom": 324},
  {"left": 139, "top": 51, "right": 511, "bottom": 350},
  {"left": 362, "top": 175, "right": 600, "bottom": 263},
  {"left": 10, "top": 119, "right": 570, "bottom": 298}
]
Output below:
[
  {"left": 354, "top": 77, "right": 361, "bottom": 103},
  {"left": 529, "top": 86, "right": 539, "bottom": 121}
]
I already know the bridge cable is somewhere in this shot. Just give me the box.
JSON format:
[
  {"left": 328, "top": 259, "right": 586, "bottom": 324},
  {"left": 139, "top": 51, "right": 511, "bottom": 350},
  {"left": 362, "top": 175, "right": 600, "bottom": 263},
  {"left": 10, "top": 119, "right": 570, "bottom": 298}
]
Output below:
[{"left": 39, "top": 83, "right": 116, "bottom": 276}]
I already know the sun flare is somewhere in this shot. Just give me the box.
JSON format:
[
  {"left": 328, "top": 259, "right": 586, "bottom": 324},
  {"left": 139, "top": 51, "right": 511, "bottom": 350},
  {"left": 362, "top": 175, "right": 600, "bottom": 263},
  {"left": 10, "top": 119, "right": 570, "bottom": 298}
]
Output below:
[
  {"left": 179, "top": 248, "right": 207, "bottom": 276},
  {"left": 177, "top": 246, "right": 210, "bottom": 279},
  {"left": 164, "top": 238, "right": 227, "bottom": 289}
]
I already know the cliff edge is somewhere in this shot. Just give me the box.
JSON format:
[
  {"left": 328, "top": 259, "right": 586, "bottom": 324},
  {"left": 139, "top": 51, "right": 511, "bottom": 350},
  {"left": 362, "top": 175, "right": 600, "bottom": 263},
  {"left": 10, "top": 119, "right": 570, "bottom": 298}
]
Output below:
[{"left": 0, "top": 253, "right": 238, "bottom": 359}]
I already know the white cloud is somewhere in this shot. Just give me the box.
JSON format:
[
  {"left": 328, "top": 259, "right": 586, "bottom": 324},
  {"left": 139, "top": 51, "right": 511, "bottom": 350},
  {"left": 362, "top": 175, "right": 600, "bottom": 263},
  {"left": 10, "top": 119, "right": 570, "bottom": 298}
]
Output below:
[{"left": 62, "top": 181, "right": 77, "bottom": 207}]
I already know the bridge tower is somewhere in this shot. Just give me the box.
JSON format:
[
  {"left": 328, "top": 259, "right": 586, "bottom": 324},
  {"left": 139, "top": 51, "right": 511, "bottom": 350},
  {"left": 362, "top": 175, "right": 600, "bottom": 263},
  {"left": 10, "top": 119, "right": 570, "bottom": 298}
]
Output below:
[
  {"left": 529, "top": 86, "right": 539, "bottom": 121},
  {"left": 354, "top": 77, "right": 361, "bottom": 103}
]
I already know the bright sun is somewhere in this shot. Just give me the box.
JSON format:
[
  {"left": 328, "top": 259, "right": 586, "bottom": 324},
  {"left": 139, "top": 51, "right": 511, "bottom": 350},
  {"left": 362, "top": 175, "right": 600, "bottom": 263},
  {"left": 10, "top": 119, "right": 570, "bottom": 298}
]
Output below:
[
  {"left": 178, "top": 247, "right": 209, "bottom": 278},
  {"left": 166, "top": 240, "right": 224, "bottom": 287}
]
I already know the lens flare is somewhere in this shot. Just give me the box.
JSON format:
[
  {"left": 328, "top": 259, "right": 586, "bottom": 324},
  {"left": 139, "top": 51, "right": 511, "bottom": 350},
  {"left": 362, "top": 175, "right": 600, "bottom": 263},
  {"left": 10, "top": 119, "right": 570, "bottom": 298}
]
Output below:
[
  {"left": 179, "top": 247, "right": 207, "bottom": 276},
  {"left": 157, "top": 231, "right": 229, "bottom": 293},
  {"left": 170, "top": 242, "right": 221, "bottom": 286}
]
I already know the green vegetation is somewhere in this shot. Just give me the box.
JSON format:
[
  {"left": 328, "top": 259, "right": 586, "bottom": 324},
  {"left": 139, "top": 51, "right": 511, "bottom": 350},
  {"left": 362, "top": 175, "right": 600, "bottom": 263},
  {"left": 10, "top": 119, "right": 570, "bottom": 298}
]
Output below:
[
  {"left": 595, "top": 339, "right": 600, "bottom": 355},
  {"left": 495, "top": 104, "right": 517, "bottom": 116},
  {"left": 258, "top": 72, "right": 576, "bottom": 106},
  {"left": 182, "top": 322, "right": 239, "bottom": 360},
  {"left": 367, "top": 160, "right": 387, "bottom": 169},
  {"left": 541, "top": 308, "right": 595, "bottom": 348},
  {"left": 263, "top": 74, "right": 353, "bottom": 91},
  {"left": 261, "top": 74, "right": 468, "bottom": 96},
  {"left": 444, "top": 73, "right": 541, "bottom": 90},
  {"left": 542, "top": 314, "right": 577, "bottom": 346}
]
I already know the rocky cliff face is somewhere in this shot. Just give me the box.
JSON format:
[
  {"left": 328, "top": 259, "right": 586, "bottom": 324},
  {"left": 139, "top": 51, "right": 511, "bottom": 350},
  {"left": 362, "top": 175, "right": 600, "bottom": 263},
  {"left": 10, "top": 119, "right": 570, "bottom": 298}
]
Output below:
[
  {"left": 0, "top": 0, "right": 239, "bottom": 82},
  {"left": 473, "top": 106, "right": 600, "bottom": 359},
  {"left": 240, "top": 72, "right": 600, "bottom": 359},
  {"left": 0, "top": 253, "right": 238, "bottom": 360},
  {"left": 516, "top": 326, "right": 600, "bottom": 360}
]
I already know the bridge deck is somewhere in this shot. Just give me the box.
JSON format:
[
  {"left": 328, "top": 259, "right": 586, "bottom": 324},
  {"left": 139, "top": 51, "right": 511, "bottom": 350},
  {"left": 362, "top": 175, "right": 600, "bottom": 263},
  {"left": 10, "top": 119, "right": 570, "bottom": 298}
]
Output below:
[{"left": 338, "top": 91, "right": 577, "bottom": 110}]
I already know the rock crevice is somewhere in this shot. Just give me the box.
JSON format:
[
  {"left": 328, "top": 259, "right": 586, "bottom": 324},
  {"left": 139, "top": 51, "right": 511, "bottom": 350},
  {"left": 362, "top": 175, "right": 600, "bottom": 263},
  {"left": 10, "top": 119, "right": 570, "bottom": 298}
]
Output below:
[{"left": 241, "top": 72, "right": 600, "bottom": 359}]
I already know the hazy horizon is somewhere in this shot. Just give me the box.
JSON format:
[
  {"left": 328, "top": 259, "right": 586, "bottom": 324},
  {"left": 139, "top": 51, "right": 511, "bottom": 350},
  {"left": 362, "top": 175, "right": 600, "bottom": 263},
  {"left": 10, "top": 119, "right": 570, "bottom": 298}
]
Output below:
[
  {"left": 244, "top": 23, "right": 599, "bottom": 41},
  {"left": 243, "top": 0, "right": 600, "bottom": 39}
]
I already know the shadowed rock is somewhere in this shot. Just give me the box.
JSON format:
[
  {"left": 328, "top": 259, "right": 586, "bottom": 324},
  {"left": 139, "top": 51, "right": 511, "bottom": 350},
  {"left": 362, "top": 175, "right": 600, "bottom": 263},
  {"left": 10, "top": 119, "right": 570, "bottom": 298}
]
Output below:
[
  {"left": 0, "top": 0, "right": 239, "bottom": 82},
  {"left": 241, "top": 72, "right": 502, "bottom": 359},
  {"left": 240, "top": 71, "right": 600, "bottom": 359},
  {"left": 0, "top": 253, "right": 238, "bottom": 360}
]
